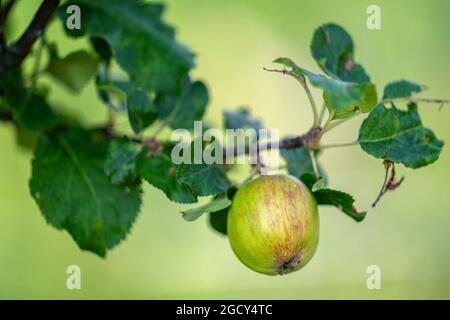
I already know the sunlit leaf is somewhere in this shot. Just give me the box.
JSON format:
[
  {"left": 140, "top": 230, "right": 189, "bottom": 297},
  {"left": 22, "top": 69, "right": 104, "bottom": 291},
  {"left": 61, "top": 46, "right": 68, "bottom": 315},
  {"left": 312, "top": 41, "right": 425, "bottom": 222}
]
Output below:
[
  {"left": 181, "top": 194, "right": 231, "bottom": 222},
  {"left": 46, "top": 50, "right": 99, "bottom": 92}
]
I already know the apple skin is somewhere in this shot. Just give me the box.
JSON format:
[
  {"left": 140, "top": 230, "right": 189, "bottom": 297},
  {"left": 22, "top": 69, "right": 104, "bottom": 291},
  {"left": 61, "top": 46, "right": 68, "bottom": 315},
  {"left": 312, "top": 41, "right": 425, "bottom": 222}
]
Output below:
[{"left": 227, "top": 174, "right": 319, "bottom": 275}]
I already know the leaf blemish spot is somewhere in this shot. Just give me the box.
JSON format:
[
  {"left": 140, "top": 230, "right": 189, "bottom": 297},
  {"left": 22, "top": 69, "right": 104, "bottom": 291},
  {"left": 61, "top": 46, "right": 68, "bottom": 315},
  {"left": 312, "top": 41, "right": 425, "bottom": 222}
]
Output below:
[
  {"left": 168, "top": 167, "right": 176, "bottom": 176},
  {"left": 344, "top": 59, "right": 355, "bottom": 71}
]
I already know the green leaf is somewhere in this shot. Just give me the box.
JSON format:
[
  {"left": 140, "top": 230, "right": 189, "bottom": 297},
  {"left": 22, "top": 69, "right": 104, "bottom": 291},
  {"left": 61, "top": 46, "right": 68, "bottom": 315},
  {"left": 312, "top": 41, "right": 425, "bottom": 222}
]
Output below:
[
  {"left": 310, "top": 23, "right": 370, "bottom": 83},
  {"left": 209, "top": 210, "right": 228, "bottom": 236},
  {"left": 281, "top": 147, "right": 327, "bottom": 184},
  {"left": 383, "top": 80, "right": 425, "bottom": 100},
  {"left": 95, "top": 77, "right": 127, "bottom": 112},
  {"left": 181, "top": 194, "right": 232, "bottom": 222},
  {"left": 0, "top": 70, "right": 58, "bottom": 131},
  {"left": 274, "top": 58, "right": 377, "bottom": 120},
  {"left": 208, "top": 186, "right": 238, "bottom": 236},
  {"left": 300, "top": 173, "right": 364, "bottom": 221},
  {"left": 105, "top": 137, "right": 140, "bottom": 184},
  {"left": 106, "top": 81, "right": 158, "bottom": 134},
  {"left": 155, "top": 80, "right": 209, "bottom": 130},
  {"left": 137, "top": 148, "right": 197, "bottom": 203},
  {"left": 29, "top": 128, "right": 142, "bottom": 257},
  {"left": 300, "top": 172, "right": 319, "bottom": 189},
  {"left": 311, "top": 177, "right": 325, "bottom": 192},
  {"left": 46, "top": 50, "right": 99, "bottom": 92},
  {"left": 224, "top": 107, "right": 263, "bottom": 131},
  {"left": 91, "top": 37, "right": 112, "bottom": 63},
  {"left": 14, "top": 127, "right": 40, "bottom": 151},
  {"left": 359, "top": 103, "right": 444, "bottom": 168},
  {"left": 314, "top": 189, "right": 366, "bottom": 222},
  {"left": 177, "top": 163, "right": 232, "bottom": 197},
  {"left": 281, "top": 147, "right": 314, "bottom": 178},
  {"left": 58, "top": 0, "right": 194, "bottom": 92}
]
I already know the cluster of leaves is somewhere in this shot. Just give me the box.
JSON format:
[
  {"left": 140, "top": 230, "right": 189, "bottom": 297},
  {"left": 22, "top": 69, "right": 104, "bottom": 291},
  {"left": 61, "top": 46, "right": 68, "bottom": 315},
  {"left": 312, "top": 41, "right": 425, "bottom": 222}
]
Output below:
[{"left": 0, "top": 1, "right": 444, "bottom": 257}]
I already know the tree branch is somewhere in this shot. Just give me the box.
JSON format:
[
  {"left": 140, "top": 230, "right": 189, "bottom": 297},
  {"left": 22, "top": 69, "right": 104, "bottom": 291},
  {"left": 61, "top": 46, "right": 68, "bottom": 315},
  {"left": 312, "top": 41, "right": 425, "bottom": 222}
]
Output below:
[
  {"left": 224, "top": 126, "right": 322, "bottom": 158},
  {"left": 0, "top": 0, "right": 16, "bottom": 54},
  {"left": 0, "top": 0, "right": 60, "bottom": 75},
  {"left": 0, "top": 109, "right": 13, "bottom": 122},
  {"left": 320, "top": 141, "right": 359, "bottom": 149}
]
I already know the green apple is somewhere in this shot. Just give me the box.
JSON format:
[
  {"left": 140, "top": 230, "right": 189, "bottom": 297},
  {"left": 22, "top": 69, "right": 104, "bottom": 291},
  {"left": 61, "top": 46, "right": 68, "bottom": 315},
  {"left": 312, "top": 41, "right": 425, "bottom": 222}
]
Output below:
[{"left": 227, "top": 174, "right": 319, "bottom": 275}]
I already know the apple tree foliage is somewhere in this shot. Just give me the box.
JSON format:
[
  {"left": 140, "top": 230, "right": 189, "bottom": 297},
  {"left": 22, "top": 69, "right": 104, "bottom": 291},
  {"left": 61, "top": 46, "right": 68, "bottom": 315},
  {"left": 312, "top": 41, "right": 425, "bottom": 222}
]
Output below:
[{"left": 0, "top": 0, "right": 446, "bottom": 257}]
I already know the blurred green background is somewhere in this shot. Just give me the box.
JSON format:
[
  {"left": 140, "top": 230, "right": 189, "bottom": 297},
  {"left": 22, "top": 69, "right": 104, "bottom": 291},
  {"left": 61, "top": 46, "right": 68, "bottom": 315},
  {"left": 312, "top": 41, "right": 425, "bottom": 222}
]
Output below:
[{"left": 1, "top": 0, "right": 449, "bottom": 299}]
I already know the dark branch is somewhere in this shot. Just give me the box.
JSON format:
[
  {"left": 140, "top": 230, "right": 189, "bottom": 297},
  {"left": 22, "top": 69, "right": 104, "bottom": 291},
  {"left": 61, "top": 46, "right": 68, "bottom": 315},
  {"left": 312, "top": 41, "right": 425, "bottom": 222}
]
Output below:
[
  {"left": 0, "top": 109, "right": 13, "bottom": 122},
  {"left": 0, "top": 0, "right": 60, "bottom": 75},
  {"left": 224, "top": 126, "right": 322, "bottom": 158},
  {"left": 0, "top": 0, "right": 16, "bottom": 54}
]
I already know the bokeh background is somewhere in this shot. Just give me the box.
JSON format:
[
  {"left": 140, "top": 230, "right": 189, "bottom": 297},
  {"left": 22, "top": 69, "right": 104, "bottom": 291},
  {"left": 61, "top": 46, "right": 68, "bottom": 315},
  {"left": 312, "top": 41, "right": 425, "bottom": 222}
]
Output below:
[{"left": 1, "top": 0, "right": 449, "bottom": 299}]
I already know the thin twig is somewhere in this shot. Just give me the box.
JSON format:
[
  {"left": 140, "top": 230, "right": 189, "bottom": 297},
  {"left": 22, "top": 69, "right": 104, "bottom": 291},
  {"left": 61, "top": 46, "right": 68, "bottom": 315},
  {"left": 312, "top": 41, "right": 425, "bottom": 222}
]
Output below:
[
  {"left": 320, "top": 141, "right": 359, "bottom": 149},
  {"left": 224, "top": 126, "right": 322, "bottom": 158},
  {"left": 0, "top": 0, "right": 60, "bottom": 75},
  {"left": 382, "top": 97, "right": 450, "bottom": 107},
  {"left": 263, "top": 67, "right": 319, "bottom": 127},
  {"left": 372, "top": 162, "right": 390, "bottom": 208},
  {"left": 151, "top": 118, "right": 171, "bottom": 139},
  {"left": 372, "top": 161, "right": 405, "bottom": 208},
  {"left": 318, "top": 104, "right": 327, "bottom": 126},
  {"left": 300, "top": 80, "right": 319, "bottom": 126},
  {"left": 323, "top": 116, "right": 354, "bottom": 133},
  {"left": 321, "top": 111, "right": 334, "bottom": 132},
  {"left": 150, "top": 95, "right": 185, "bottom": 139},
  {"left": 309, "top": 149, "right": 320, "bottom": 177},
  {"left": 30, "top": 36, "right": 46, "bottom": 89},
  {"left": 315, "top": 111, "right": 335, "bottom": 146}
]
